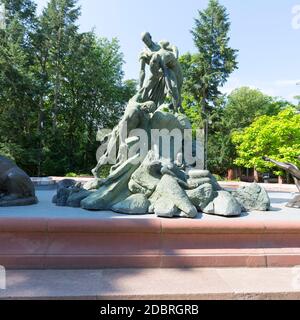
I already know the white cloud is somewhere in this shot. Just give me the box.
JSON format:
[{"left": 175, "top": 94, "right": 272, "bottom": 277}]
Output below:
[{"left": 274, "top": 80, "right": 300, "bottom": 87}]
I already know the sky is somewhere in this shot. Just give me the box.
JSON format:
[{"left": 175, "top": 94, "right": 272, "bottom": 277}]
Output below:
[{"left": 34, "top": 0, "right": 300, "bottom": 102}]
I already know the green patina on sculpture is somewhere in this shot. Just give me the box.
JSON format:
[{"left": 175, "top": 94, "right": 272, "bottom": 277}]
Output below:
[
  {"left": 139, "top": 32, "right": 183, "bottom": 113},
  {"left": 53, "top": 32, "right": 271, "bottom": 218}
]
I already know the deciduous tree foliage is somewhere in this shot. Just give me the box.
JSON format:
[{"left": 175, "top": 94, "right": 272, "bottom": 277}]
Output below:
[
  {"left": 232, "top": 108, "right": 300, "bottom": 174},
  {"left": 207, "top": 87, "right": 289, "bottom": 174},
  {"left": 0, "top": 0, "right": 135, "bottom": 176}
]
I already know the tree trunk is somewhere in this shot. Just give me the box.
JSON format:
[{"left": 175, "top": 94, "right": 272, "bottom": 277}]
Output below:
[
  {"left": 254, "top": 169, "right": 259, "bottom": 183},
  {"left": 227, "top": 168, "right": 234, "bottom": 181},
  {"left": 278, "top": 176, "right": 284, "bottom": 184}
]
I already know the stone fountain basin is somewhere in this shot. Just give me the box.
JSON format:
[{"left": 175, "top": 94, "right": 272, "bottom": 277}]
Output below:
[{"left": 0, "top": 190, "right": 299, "bottom": 269}]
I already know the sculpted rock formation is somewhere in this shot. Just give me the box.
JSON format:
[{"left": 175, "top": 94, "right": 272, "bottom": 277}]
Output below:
[
  {"left": 52, "top": 179, "right": 93, "bottom": 208},
  {"left": 233, "top": 183, "right": 271, "bottom": 212},
  {"left": 112, "top": 194, "right": 151, "bottom": 215},
  {"left": 186, "top": 183, "right": 216, "bottom": 212},
  {"left": 150, "top": 174, "right": 198, "bottom": 218},
  {"left": 203, "top": 191, "right": 242, "bottom": 217},
  {"left": 0, "top": 156, "right": 38, "bottom": 207}
]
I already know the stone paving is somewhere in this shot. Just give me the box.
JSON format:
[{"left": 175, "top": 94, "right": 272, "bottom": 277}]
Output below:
[{"left": 1, "top": 268, "right": 300, "bottom": 300}]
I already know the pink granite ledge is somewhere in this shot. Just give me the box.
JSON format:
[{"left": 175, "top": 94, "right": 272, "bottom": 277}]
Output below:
[
  {"left": 1, "top": 216, "right": 300, "bottom": 234},
  {"left": 161, "top": 219, "right": 300, "bottom": 234},
  {"left": 47, "top": 218, "right": 161, "bottom": 233},
  {"left": 0, "top": 217, "right": 48, "bottom": 232},
  {"left": 1, "top": 216, "right": 300, "bottom": 268}
]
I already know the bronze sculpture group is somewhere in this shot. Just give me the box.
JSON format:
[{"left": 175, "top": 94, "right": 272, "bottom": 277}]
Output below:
[
  {"left": 0, "top": 32, "right": 298, "bottom": 212},
  {"left": 49, "top": 33, "right": 271, "bottom": 217}
]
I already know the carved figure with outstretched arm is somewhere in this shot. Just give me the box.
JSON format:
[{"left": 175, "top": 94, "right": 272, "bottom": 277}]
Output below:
[{"left": 263, "top": 156, "right": 300, "bottom": 192}]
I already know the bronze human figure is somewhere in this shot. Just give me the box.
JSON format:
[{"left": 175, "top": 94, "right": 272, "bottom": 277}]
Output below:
[{"left": 263, "top": 156, "right": 300, "bottom": 192}]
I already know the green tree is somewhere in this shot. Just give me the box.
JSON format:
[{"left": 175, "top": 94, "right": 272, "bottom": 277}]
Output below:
[
  {"left": 207, "top": 87, "right": 290, "bottom": 175},
  {"left": 232, "top": 107, "right": 300, "bottom": 175},
  {"left": 0, "top": 0, "right": 134, "bottom": 176},
  {"left": 38, "top": 0, "right": 80, "bottom": 128},
  {"left": 224, "top": 87, "right": 276, "bottom": 129},
  {"left": 180, "top": 0, "right": 238, "bottom": 169},
  {"left": 33, "top": 0, "right": 136, "bottom": 175},
  {"left": 181, "top": 0, "right": 238, "bottom": 116},
  {"left": 0, "top": 0, "right": 38, "bottom": 173},
  {"left": 293, "top": 95, "right": 300, "bottom": 110}
]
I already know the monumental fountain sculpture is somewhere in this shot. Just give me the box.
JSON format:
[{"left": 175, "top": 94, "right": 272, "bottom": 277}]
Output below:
[
  {"left": 0, "top": 156, "right": 38, "bottom": 207},
  {"left": 51, "top": 32, "right": 271, "bottom": 218}
]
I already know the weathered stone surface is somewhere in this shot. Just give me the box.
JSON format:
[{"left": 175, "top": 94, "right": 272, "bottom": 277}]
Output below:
[
  {"left": 128, "top": 151, "right": 162, "bottom": 197},
  {"left": 286, "top": 194, "right": 300, "bottom": 209},
  {"left": 154, "top": 198, "right": 180, "bottom": 218},
  {"left": 161, "top": 162, "right": 187, "bottom": 183},
  {"left": 81, "top": 156, "right": 139, "bottom": 210},
  {"left": 233, "top": 183, "right": 271, "bottom": 211},
  {"left": 52, "top": 179, "right": 93, "bottom": 208},
  {"left": 203, "top": 191, "right": 242, "bottom": 217},
  {"left": 52, "top": 179, "right": 77, "bottom": 207},
  {"left": 128, "top": 180, "right": 150, "bottom": 197},
  {"left": 150, "top": 174, "right": 198, "bottom": 218},
  {"left": 55, "top": 188, "right": 72, "bottom": 207},
  {"left": 66, "top": 189, "right": 93, "bottom": 208},
  {"left": 0, "top": 156, "right": 38, "bottom": 207},
  {"left": 81, "top": 176, "right": 131, "bottom": 210},
  {"left": 83, "top": 179, "right": 102, "bottom": 191},
  {"left": 188, "top": 170, "right": 210, "bottom": 179},
  {"left": 176, "top": 113, "right": 193, "bottom": 131},
  {"left": 186, "top": 183, "right": 217, "bottom": 211},
  {"left": 150, "top": 107, "right": 192, "bottom": 163},
  {"left": 187, "top": 177, "right": 211, "bottom": 189},
  {"left": 188, "top": 169, "right": 222, "bottom": 191},
  {"left": 112, "top": 194, "right": 150, "bottom": 215},
  {"left": 151, "top": 107, "right": 192, "bottom": 132}
]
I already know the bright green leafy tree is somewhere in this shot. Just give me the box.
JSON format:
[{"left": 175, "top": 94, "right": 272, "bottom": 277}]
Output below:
[
  {"left": 232, "top": 107, "right": 300, "bottom": 175},
  {"left": 207, "top": 87, "right": 290, "bottom": 175}
]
